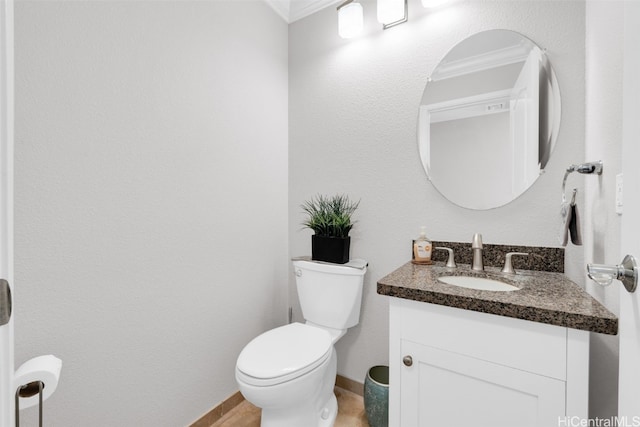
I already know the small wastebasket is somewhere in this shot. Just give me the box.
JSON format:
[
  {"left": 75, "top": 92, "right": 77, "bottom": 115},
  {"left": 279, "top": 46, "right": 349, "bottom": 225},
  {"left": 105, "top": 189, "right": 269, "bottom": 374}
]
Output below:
[{"left": 364, "top": 365, "right": 389, "bottom": 427}]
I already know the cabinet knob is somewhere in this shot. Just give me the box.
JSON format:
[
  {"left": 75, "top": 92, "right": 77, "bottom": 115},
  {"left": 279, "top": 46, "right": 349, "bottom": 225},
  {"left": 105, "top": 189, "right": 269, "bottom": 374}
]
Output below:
[{"left": 403, "top": 355, "right": 413, "bottom": 367}]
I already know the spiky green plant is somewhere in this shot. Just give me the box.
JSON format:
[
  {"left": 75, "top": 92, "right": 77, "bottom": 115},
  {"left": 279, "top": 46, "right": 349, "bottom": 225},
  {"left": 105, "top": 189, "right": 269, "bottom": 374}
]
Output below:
[{"left": 301, "top": 194, "right": 359, "bottom": 238}]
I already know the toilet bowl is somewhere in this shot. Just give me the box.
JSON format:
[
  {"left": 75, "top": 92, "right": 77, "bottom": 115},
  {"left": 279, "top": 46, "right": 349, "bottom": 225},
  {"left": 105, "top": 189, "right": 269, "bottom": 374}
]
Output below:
[
  {"left": 235, "top": 259, "right": 367, "bottom": 427},
  {"left": 236, "top": 323, "right": 338, "bottom": 427}
]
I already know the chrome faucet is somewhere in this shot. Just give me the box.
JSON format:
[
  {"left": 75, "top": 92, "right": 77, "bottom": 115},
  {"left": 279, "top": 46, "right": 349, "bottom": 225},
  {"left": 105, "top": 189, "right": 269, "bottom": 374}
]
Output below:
[
  {"left": 501, "top": 252, "right": 529, "bottom": 274},
  {"left": 471, "top": 233, "right": 484, "bottom": 271}
]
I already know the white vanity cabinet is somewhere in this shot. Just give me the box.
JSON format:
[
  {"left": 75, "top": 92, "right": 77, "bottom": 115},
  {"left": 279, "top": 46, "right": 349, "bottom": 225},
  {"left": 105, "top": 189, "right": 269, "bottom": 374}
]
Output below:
[{"left": 389, "top": 298, "right": 589, "bottom": 427}]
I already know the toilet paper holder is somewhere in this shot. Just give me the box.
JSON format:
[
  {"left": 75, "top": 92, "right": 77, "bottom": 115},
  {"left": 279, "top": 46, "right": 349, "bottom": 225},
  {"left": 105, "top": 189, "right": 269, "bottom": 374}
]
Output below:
[
  {"left": 15, "top": 381, "right": 44, "bottom": 427},
  {"left": 0, "top": 278, "right": 11, "bottom": 326},
  {"left": 13, "top": 354, "right": 62, "bottom": 427}
]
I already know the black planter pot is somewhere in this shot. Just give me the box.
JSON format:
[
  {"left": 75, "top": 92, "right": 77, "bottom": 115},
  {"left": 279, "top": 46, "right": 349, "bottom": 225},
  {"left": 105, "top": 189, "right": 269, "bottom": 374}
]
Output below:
[{"left": 311, "top": 235, "right": 350, "bottom": 264}]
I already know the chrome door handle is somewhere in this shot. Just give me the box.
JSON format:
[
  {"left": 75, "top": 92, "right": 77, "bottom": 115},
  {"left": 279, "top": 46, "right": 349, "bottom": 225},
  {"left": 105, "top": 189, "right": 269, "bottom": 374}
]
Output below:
[
  {"left": 403, "top": 355, "right": 413, "bottom": 367},
  {"left": 587, "top": 254, "right": 638, "bottom": 293}
]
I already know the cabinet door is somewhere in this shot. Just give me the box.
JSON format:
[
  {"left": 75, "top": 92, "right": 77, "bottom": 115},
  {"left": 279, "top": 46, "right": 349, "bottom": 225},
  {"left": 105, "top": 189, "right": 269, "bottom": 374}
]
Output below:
[{"left": 400, "top": 340, "right": 566, "bottom": 427}]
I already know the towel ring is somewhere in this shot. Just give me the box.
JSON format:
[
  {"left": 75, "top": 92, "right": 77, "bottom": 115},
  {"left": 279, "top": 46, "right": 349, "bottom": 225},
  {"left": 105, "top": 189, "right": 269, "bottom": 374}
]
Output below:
[{"left": 562, "top": 161, "right": 603, "bottom": 203}]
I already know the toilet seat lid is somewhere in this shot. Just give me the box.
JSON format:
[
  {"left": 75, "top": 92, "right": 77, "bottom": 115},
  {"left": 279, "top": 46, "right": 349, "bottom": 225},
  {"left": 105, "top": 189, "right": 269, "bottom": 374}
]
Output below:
[{"left": 236, "top": 323, "right": 332, "bottom": 385}]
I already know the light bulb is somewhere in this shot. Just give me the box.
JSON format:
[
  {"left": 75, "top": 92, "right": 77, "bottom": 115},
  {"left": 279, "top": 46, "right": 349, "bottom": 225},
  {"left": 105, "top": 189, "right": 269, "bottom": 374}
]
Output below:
[{"left": 338, "top": 2, "right": 363, "bottom": 39}]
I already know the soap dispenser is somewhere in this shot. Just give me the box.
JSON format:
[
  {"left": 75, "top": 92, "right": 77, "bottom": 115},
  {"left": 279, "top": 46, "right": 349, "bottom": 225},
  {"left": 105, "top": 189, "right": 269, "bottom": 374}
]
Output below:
[{"left": 412, "top": 226, "right": 433, "bottom": 265}]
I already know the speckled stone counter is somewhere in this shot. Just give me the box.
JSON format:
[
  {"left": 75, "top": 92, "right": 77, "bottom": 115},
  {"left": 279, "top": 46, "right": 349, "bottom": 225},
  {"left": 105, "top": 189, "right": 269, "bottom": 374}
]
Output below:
[{"left": 377, "top": 261, "right": 618, "bottom": 335}]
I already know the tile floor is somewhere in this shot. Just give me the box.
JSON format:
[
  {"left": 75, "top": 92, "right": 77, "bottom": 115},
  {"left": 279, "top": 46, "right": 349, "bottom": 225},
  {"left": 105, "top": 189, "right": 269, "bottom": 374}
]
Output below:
[{"left": 210, "top": 387, "right": 370, "bottom": 427}]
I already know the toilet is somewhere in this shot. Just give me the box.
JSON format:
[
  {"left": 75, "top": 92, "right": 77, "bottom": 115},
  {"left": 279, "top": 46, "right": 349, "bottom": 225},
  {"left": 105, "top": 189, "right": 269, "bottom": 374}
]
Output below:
[{"left": 235, "top": 258, "right": 367, "bottom": 427}]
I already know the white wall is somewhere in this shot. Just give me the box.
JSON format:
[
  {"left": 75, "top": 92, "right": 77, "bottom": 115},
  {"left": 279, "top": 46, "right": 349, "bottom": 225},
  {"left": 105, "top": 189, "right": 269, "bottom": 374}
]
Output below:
[
  {"left": 584, "top": 0, "right": 624, "bottom": 419},
  {"left": 14, "top": 1, "right": 288, "bottom": 426},
  {"left": 289, "top": 0, "right": 595, "bottom": 409}
]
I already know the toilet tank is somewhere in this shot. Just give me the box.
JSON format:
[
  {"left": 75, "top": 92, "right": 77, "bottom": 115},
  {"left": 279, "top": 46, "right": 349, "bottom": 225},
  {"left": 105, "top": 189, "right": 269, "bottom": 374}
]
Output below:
[{"left": 293, "top": 259, "right": 367, "bottom": 330}]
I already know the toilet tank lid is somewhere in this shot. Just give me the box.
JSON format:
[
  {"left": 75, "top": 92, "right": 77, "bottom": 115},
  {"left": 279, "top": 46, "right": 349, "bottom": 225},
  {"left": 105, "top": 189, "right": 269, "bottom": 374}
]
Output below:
[
  {"left": 236, "top": 323, "right": 332, "bottom": 382},
  {"left": 292, "top": 258, "right": 368, "bottom": 274}
]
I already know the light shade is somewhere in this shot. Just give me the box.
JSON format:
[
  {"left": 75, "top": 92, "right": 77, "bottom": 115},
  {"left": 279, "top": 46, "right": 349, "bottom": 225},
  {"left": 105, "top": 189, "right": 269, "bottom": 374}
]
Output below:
[
  {"left": 421, "top": 0, "right": 451, "bottom": 8},
  {"left": 377, "top": 0, "right": 405, "bottom": 24},
  {"left": 338, "top": 2, "right": 363, "bottom": 39}
]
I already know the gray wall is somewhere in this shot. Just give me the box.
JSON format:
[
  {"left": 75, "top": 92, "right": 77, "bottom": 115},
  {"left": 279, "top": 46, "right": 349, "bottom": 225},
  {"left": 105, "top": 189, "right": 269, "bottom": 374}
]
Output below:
[
  {"left": 288, "top": 0, "right": 623, "bottom": 417},
  {"left": 14, "top": 1, "right": 288, "bottom": 426}
]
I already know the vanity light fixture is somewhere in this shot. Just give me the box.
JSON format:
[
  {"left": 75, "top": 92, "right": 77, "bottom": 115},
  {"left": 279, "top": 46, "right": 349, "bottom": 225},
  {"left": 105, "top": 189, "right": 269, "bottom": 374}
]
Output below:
[
  {"left": 377, "top": 0, "right": 408, "bottom": 29},
  {"left": 338, "top": 0, "right": 452, "bottom": 38},
  {"left": 337, "top": 0, "right": 364, "bottom": 39},
  {"left": 377, "top": 0, "right": 450, "bottom": 30},
  {"left": 421, "top": 0, "right": 451, "bottom": 8}
]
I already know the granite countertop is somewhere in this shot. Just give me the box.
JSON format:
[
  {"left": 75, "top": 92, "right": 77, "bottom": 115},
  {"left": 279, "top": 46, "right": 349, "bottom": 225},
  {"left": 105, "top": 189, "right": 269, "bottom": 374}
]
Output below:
[{"left": 377, "top": 261, "right": 618, "bottom": 335}]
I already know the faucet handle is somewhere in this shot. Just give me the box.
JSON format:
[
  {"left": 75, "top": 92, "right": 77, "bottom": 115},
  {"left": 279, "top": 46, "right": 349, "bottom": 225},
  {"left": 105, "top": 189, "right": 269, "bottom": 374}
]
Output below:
[
  {"left": 502, "top": 252, "right": 529, "bottom": 274},
  {"left": 435, "top": 247, "right": 457, "bottom": 268}
]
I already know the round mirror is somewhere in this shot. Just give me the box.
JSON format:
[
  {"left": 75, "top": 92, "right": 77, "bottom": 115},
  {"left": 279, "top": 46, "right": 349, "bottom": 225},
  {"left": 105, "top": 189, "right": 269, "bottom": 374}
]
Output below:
[{"left": 418, "top": 30, "right": 561, "bottom": 210}]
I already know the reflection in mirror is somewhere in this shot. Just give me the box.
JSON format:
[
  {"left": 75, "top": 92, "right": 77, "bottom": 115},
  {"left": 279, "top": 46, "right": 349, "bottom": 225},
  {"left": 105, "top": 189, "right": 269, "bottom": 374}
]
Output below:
[{"left": 419, "top": 30, "right": 561, "bottom": 210}]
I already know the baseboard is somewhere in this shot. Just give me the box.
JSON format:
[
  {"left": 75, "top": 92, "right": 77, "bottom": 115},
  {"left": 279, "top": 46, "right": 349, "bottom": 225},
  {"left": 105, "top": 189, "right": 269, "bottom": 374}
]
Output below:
[
  {"left": 336, "top": 374, "right": 364, "bottom": 396},
  {"left": 189, "top": 391, "right": 244, "bottom": 427},
  {"left": 189, "top": 375, "right": 364, "bottom": 426}
]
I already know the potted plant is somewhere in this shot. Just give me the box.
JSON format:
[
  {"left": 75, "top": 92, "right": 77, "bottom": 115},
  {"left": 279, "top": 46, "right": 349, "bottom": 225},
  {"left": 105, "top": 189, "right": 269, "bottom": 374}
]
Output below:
[{"left": 301, "top": 194, "right": 359, "bottom": 264}]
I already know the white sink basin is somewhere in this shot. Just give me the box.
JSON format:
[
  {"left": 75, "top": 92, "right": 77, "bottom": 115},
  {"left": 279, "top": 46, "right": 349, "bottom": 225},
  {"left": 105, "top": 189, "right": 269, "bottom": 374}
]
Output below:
[{"left": 438, "top": 275, "right": 519, "bottom": 292}]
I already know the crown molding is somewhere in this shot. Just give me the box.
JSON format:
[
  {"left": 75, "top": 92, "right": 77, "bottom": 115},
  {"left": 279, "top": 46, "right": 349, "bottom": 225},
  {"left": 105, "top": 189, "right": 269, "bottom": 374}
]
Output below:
[
  {"left": 263, "top": 0, "right": 341, "bottom": 23},
  {"left": 263, "top": 0, "right": 291, "bottom": 22},
  {"left": 290, "top": 0, "right": 342, "bottom": 22},
  {"left": 431, "top": 43, "right": 531, "bottom": 81}
]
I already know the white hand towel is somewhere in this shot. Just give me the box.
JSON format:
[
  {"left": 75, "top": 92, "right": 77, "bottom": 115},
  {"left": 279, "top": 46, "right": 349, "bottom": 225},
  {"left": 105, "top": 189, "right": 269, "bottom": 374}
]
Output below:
[{"left": 559, "top": 201, "right": 572, "bottom": 247}]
